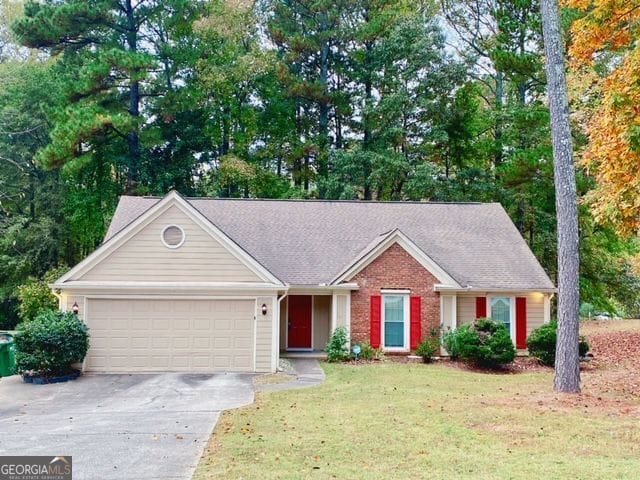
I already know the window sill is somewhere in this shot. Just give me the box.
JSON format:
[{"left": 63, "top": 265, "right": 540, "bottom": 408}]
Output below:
[{"left": 383, "top": 347, "right": 411, "bottom": 353}]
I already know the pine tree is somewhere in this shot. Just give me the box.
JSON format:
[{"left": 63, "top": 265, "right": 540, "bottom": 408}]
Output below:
[{"left": 540, "top": 0, "right": 581, "bottom": 393}]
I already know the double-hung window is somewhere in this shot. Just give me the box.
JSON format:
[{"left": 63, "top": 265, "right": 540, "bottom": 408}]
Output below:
[
  {"left": 383, "top": 294, "right": 409, "bottom": 350},
  {"left": 490, "top": 297, "right": 513, "bottom": 338}
]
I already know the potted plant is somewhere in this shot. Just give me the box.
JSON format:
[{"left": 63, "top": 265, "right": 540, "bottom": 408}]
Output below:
[
  {"left": 415, "top": 337, "right": 439, "bottom": 363},
  {"left": 15, "top": 310, "right": 89, "bottom": 384}
]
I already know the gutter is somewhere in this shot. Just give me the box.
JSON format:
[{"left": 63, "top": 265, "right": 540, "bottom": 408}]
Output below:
[
  {"left": 434, "top": 284, "right": 557, "bottom": 294},
  {"left": 275, "top": 291, "right": 288, "bottom": 368}
]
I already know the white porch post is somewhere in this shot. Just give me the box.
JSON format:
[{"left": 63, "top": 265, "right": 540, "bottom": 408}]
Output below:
[
  {"left": 543, "top": 294, "right": 552, "bottom": 323},
  {"left": 331, "top": 293, "right": 338, "bottom": 333}
]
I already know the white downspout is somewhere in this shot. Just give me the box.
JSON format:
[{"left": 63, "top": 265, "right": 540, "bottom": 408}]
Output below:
[{"left": 276, "top": 291, "right": 288, "bottom": 370}]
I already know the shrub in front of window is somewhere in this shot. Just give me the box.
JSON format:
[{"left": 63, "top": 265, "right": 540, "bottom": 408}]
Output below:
[
  {"left": 415, "top": 337, "right": 439, "bottom": 363},
  {"left": 443, "top": 325, "right": 475, "bottom": 360},
  {"left": 15, "top": 310, "right": 90, "bottom": 377},
  {"left": 443, "top": 318, "right": 516, "bottom": 368},
  {"left": 527, "top": 320, "right": 591, "bottom": 366},
  {"left": 326, "top": 326, "right": 350, "bottom": 362}
]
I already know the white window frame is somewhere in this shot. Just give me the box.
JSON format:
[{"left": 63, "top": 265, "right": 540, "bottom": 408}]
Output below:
[
  {"left": 381, "top": 293, "right": 410, "bottom": 352},
  {"left": 488, "top": 295, "right": 516, "bottom": 342},
  {"left": 160, "top": 224, "right": 186, "bottom": 249}
]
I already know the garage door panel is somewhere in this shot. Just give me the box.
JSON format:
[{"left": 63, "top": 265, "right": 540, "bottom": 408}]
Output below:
[
  {"left": 173, "top": 318, "right": 190, "bottom": 330},
  {"left": 172, "top": 337, "right": 189, "bottom": 348},
  {"left": 131, "top": 337, "right": 149, "bottom": 348},
  {"left": 193, "top": 336, "right": 211, "bottom": 349},
  {"left": 85, "top": 299, "right": 256, "bottom": 372},
  {"left": 235, "top": 318, "right": 252, "bottom": 330},
  {"left": 214, "top": 337, "right": 230, "bottom": 348},
  {"left": 110, "top": 356, "right": 128, "bottom": 368},
  {"left": 233, "top": 356, "right": 251, "bottom": 369},
  {"left": 110, "top": 337, "right": 129, "bottom": 349},
  {"left": 110, "top": 318, "right": 129, "bottom": 331},
  {"left": 152, "top": 318, "right": 170, "bottom": 330},
  {"left": 193, "top": 318, "right": 211, "bottom": 330},
  {"left": 131, "top": 318, "right": 151, "bottom": 329}
]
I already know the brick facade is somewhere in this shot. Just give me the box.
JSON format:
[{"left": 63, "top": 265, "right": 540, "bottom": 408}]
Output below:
[{"left": 349, "top": 243, "right": 440, "bottom": 350}]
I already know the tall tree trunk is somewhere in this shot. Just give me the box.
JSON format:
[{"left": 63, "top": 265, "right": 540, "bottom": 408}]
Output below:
[
  {"left": 540, "top": 0, "right": 581, "bottom": 393},
  {"left": 318, "top": 39, "right": 330, "bottom": 166},
  {"left": 335, "top": 74, "right": 343, "bottom": 149},
  {"left": 317, "top": 31, "right": 330, "bottom": 197},
  {"left": 125, "top": 0, "right": 140, "bottom": 192},
  {"left": 362, "top": 40, "right": 373, "bottom": 201},
  {"left": 494, "top": 70, "right": 504, "bottom": 169},
  {"left": 221, "top": 106, "right": 230, "bottom": 156}
]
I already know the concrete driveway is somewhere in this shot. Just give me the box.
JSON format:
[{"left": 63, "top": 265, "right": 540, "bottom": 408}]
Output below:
[{"left": 0, "top": 373, "right": 255, "bottom": 479}]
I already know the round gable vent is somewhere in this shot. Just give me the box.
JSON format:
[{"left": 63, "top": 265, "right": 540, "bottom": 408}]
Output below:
[{"left": 161, "top": 225, "right": 185, "bottom": 249}]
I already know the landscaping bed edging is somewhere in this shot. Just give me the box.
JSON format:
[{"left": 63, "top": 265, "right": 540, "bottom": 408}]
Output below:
[{"left": 22, "top": 369, "right": 81, "bottom": 385}]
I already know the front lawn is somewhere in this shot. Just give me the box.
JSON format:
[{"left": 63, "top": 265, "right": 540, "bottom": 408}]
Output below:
[{"left": 195, "top": 322, "right": 640, "bottom": 479}]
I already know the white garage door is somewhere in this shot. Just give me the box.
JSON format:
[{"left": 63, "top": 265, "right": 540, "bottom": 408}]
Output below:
[{"left": 85, "top": 299, "right": 256, "bottom": 372}]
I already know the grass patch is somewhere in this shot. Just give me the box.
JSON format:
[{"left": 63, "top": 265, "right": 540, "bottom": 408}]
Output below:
[
  {"left": 195, "top": 363, "right": 640, "bottom": 479},
  {"left": 581, "top": 319, "right": 640, "bottom": 334}
]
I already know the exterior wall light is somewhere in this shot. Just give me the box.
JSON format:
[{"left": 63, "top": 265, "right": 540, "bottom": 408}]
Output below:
[
  {"left": 72, "top": 302, "right": 80, "bottom": 315},
  {"left": 261, "top": 303, "right": 268, "bottom": 316}
]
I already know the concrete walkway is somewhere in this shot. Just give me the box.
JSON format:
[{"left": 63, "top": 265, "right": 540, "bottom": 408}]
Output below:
[{"left": 256, "top": 358, "right": 325, "bottom": 392}]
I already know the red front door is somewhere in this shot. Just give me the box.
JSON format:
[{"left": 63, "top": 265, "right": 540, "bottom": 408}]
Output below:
[{"left": 288, "top": 295, "right": 312, "bottom": 349}]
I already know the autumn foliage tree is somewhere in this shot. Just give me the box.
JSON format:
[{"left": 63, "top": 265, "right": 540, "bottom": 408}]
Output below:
[{"left": 567, "top": 0, "right": 640, "bottom": 236}]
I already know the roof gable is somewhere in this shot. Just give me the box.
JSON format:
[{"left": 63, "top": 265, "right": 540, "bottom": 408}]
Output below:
[
  {"left": 331, "top": 229, "right": 461, "bottom": 287},
  {"left": 55, "top": 192, "right": 283, "bottom": 286}
]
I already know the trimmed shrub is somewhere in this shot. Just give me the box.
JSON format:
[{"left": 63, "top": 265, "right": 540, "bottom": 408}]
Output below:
[
  {"left": 527, "top": 320, "right": 591, "bottom": 366},
  {"left": 415, "top": 337, "right": 439, "bottom": 362},
  {"left": 15, "top": 310, "right": 89, "bottom": 376},
  {"left": 443, "top": 318, "right": 516, "bottom": 368},
  {"left": 326, "top": 326, "right": 349, "bottom": 362},
  {"left": 526, "top": 321, "right": 556, "bottom": 365}
]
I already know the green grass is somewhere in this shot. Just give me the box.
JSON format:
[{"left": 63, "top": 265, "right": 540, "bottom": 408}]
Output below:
[{"left": 195, "top": 363, "right": 640, "bottom": 480}]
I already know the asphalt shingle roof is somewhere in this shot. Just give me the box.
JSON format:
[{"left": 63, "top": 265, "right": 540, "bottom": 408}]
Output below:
[{"left": 105, "top": 196, "right": 554, "bottom": 290}]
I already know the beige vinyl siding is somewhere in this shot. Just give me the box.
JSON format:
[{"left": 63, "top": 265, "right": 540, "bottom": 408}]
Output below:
[
  {"left": 79, "top": 205, "right": 260, "bottom": 282},
  {"left": 63, "top": 295, "right": 85, "bottom": 320},
  {"left": 456, "top": 295, "right": 476, "bottom": 326},
  {"left": 526, "top": 293, "right": 545, "bottom": 336},
  {"left": 313, "top": 296, "right": 331, "bottom": 350},
  {"left": 255, "top": 296, "right": 273, "bottom": 372},
  {"left": 456, "top": 293, "right": 547, "bottom": 335}
]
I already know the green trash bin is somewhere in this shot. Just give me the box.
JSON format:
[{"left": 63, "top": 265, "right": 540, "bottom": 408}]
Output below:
[{"left": 0, "top": 333, "right": 16, "bottom": 377}]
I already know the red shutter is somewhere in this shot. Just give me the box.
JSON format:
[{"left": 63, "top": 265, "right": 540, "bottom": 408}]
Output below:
[
  {"left": 370, "top": 295, "right": 382, "bottom": 348},
  {"left": 410, "top": 296, "right": 422, "bottom": 349},
  {"left": 515, "top": 297, "right": 527, "bottom": 349},
  {"left": 475, "top": 297, "right": 487, "bottom": 319}
]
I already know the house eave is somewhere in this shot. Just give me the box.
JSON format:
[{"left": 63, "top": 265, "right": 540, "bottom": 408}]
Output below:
[
  {"left": 286, "top": 283, "right": 360, "bottom": 294},
  {"left": 434, "top": 284, "right": 557, "bottom": 294},
  {"left": 51, "top": 281, "right": 285, "bottom": 293}
]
